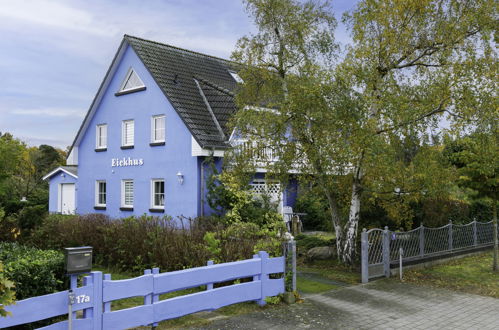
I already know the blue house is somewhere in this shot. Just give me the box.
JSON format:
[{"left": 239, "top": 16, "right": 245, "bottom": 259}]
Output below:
[{"left": 43, "top": 35, "right": 297, "bottom": 219}]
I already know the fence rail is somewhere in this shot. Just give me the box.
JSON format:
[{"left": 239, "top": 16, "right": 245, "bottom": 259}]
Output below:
[
  {"left": 361, "top": 220, "right": 498, "bottom": 283},
  {"left": 0, "top": 251, "right": 285, "bottom": 330}
]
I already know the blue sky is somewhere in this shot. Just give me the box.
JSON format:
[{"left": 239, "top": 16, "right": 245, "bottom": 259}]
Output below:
[{"left": 0, "top": 0, "right": 357, "bottom": 149}]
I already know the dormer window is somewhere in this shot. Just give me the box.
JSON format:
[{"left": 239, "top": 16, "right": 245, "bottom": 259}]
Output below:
[
  {"left": 115, "top": 68, "right": 146, "bottom": 96},
  {"left": 229, "top": 71, "right": 244, "bottom": 84}
]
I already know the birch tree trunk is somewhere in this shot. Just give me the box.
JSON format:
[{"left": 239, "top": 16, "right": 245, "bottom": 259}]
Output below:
[
  {"left": 341, "top": 179, "right": 362, "bottom": 264},
  {"left": 323, "top": 189, "right": 344, "bottom": 261}
]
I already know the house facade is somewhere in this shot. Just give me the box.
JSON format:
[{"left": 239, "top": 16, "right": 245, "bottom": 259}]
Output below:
[{"left": 43, "top": 35, "right": 297, "bottom": 219}]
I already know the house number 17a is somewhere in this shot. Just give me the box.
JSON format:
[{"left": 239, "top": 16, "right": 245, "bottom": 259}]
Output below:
[{"left": 76, "top": 295, "right": 90, "bottom": 304}]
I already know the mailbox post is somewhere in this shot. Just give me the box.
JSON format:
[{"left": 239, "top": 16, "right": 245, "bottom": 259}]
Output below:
[{"left": 64, "top": 247, "right": 92, "bottom": 330}]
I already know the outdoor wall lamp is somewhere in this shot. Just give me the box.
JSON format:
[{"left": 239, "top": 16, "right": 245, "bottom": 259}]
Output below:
[{"left": 177, "top": 171, "right": 184, "bottom": 185}]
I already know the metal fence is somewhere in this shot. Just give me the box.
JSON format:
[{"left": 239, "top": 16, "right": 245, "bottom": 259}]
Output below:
[{"left": 361, "top": 220, "right": 498, "bottom": 283}]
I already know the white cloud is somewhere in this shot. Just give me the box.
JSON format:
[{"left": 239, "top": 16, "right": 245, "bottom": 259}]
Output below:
[
  {"left": 9, "top": 107, "right": 85, "bottom": 118},
  {"left": 0, "top": 0, "right": 118, "bottom": 37}
]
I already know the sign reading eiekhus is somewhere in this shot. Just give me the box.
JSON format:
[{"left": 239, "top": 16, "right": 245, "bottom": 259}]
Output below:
[{"left": 111, "top": 157, "right": 144, "bottom": 167}]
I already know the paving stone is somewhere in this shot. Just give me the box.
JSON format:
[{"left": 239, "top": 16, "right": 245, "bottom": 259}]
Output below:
[{"left": 191, "top": 281, "right": 499, "bottom": 329}]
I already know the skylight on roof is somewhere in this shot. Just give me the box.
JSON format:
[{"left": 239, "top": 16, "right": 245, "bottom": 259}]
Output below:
[
  {"left": 118, "top": 68, "right": 145, "bottom": 94},
  {"left": 229, "top": 71, "right": 244, "bottom": 84}
]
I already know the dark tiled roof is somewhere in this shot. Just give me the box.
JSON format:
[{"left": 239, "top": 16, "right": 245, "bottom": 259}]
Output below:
[
  {"left": 61, "top": 166, "right": 78, "bottom": 176},
  {"left": 125, "top": 35, "right": 239, "bottom": 149}
]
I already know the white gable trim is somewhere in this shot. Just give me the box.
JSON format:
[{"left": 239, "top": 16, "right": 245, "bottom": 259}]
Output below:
[
  {"left": 42, "top": 167, "right": 78, "bottom": 181},
  {"left": 66, "top": 39, "right": 130, "bottom": 164},
  {"left": 191, "top": 136, "right": 225, "bottom": 157}
]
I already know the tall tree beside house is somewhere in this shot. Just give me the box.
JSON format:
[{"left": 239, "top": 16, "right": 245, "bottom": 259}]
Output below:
[
  {"left": 0, "top": 133, "right": 25, "bottom": 203},
  {"left": 445, "top": 132, "right": 498, "bottom": 270},
  {"left": 232, "top": 0, "right": 496, "bottom": 264},
  {"left": 0, "top": 133, "right": 65, "bottom": 218}
]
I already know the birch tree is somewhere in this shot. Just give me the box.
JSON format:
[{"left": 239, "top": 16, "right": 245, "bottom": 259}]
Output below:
[{"left": 231, "top": 0, "right": 497, "bottom": 263}]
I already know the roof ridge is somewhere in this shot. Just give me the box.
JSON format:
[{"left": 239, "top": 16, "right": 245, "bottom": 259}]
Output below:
[
  {"left": 195, "top": 76, "right": 235, "bottom": 97},
  {"left": 124, "top": 34, "right": 240, "bottom": 65}
]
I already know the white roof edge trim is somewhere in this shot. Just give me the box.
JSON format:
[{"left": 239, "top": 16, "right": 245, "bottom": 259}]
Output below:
[
  {"left": 68, "top": 39, "right": 130, "bottom": 159},
  {"left": 42, "top": 167, "right": 78, "bottom": 181}
]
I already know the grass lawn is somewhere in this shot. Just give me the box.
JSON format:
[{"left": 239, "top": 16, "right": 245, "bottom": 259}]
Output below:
[
  {"left": 401, "top": 251, "right": 499, "bottom": 298},
  {"left": 92, "top": 266, "right": 282, "bottom": 329},
  {"left": 294, "top": 231, "right": 360, "bottom": 294},
  {"left": 296, "top": 258, "right": 360, "bottom": 294}
]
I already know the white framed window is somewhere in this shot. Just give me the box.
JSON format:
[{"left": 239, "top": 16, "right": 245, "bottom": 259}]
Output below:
[
  {"left": 122, "top": 120, "right": 134, "bottom": 147},
  {"left": 151, "top": 179, "right": 165, "bottom": 209},
  {"left": 151, "top": 115, "right": 165, "bottom": 143},
  {"left": 96, "top": 124, "right": 107, "bottom": 149},
  {"left": 95, "top": 181, "right": 106, "bottom": 206},
  {"left": 121, "top": 179, "right": 134, "bottom": 207},
  {"left": 118, "top": 68, "right": 145, "bottom": 93}
]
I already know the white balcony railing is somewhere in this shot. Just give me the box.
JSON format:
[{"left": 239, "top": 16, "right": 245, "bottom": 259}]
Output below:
[{"left": 233, "top": 140, "right": 279, "bottom": 163}]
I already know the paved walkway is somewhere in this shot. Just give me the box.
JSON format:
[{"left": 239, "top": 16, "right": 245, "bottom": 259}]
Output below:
[{"left": 194, "top": 280, "right": 499, "bottom": 329}]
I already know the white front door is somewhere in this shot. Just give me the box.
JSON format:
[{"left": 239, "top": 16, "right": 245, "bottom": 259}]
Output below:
[{"left": 60, "top": 183, "right": 75, "bottom": 214}]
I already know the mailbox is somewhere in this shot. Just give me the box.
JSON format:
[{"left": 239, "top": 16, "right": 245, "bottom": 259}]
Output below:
[{"left": 64, "top": 246, "right": 93, "bottom": 274}]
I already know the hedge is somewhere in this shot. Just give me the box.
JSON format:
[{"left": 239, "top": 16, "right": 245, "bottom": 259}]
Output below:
[
  {"left": 0, "top": 242, "right": 65, "bottom": 300},
  {"left": 25, "top": 214, "right": 276, "bottom": 274}
]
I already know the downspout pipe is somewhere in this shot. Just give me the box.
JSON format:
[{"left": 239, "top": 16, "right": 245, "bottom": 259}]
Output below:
[{"left": 200, "top": 148, "right": 215, "bottom": 217}]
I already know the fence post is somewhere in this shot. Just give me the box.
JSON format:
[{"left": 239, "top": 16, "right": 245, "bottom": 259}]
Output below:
[
  {"left": 289, "top": 240, "right": 296, "bottom": 292},
  {"left": 144, "top": 269, "right": 152, "bottom": 305},
  {"left": 82, "top": 275, "right": 93, "bottom": 319},
  {"left": 103, "top": 274, "right": 111, "bottom": 314},
  {"left": 419, "top": 224, "right": 425, "bottom": 257},
  {"left": 91, "top": 271, "right": 103, "bottom": 330},
  {"left": 473, "top": 221, "right": 477, "bottom": 246},
  {"left": 69, "top": 274, "right": 78, "bottom": 324},
  {"left": 448, "top": 221, "right": 453, "bottom": 251},
  {"left": 152, "top": 268, "right": 160, "bottom": 329},
  {"left": 257, "top": 251, "right": 269, "bottom": 306},
  {"left": 206, "top": 260, "right": 214, "bottom": 290},
  {"left": 383, "top": 226, "right": 391, "bottom": 278},
  {"left": 361, "top": 229, "right": 368, "bottom": 284}
]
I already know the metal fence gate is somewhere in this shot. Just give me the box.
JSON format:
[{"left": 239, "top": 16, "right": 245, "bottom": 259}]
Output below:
[{"left": 361, "top": 220, "right": 498, "bottom": 283}]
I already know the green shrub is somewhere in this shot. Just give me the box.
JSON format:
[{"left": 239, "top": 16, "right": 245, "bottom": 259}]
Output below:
[
  {"left": 0, "top": 242, "right": 65, "bottom": 300},
  {"left": 26, "top": 213, "right": 273, "bottom": 274},
  {"left": 16, "top": 205, "right": 47, "bottom": 236},
  {"left": 0, "top": 261, "right": 15, "bottom": 317},
  {"left": 294, "top": 191, "right": 332, "bottom": 231},
  {"left": 0, "top": 208, "right": 20, "bottom": 241}
]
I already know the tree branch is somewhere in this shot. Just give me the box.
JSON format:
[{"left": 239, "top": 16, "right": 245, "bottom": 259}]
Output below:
[{"left": 375, "top": 99, "right": 449, "bottom": 134}]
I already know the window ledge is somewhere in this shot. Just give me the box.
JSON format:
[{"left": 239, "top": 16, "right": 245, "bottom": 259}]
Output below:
[
  {"left": 94, "top": 206, "right": 106, "bottom": 210},
  {"left": 95, "top": 148, "right": 107, "bottom": 152},
  {"left": 149, "top": 208, "right": 165, "bottom": 213},
  {"left": 121, "top": 145, "right": 134, "bottom": 150},
  {"left": 150, "top": 141, "right": 165, "bottom": 147},
  {"left": 115, "top": 86, "right": 146, "bottom": 96},
  {"left": 120, "top": 207, "right": 133, "bottom": 211}
]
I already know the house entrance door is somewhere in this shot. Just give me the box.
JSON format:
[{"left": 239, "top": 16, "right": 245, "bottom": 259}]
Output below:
[{"left": 60, "top": 183, "right": 75, "bottom": 214}]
